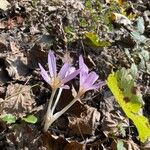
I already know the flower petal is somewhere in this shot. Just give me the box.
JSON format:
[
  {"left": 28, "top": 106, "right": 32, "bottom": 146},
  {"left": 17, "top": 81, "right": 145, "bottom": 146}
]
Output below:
[
  {"left": 48, "top": 51, "right": 57, "bottom": 78},
  {"left": 79, "top": 55, "right": 89, "bottom": 73},
  {"left": 86, "top": 81, "right": 105, "bottom": 91},
  {"left": 62, "top": 69, "right": 80, "bottom": 84},
  {"left": 67, "top": 67, "right": 76, "bottom": 75},
  {"left": 38, "top": 63, "right": 51, "bottom": 84},
  {"left": 84, "top": 71, "right": 99, "bottom": 85},
  {"left": 79, "top": 55, "right": 89, "bottom": 85},
  {"left": 58, "top": 63, "right": 70, "bottom": 79},
  {"left": 60, "top": 84, "right": 70, "bottom": 89},
  {"left": 80, "top": 71, "right": 88, "bottom": 86}
]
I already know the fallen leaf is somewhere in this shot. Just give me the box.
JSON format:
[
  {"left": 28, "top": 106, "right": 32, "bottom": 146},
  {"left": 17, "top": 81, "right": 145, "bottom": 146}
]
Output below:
[
  {"left": 68, "top": 106, "right": 100, "bottom": 136},
  {"left": 7, "top": 124, "right": 43, "bottom": 149},
  {"left": 10, "top": 41, "right": 20, "bottom": 54},
  {"left": 111, "top": 13, "right": 131, "bottom": 26},
  {"left": 1, "top": 84, "right": 34, "bottom": 118},
  {"left": 5, "top": 53, "right": 29, "bottom": 80},
  {"left": 101, "top": 110, "right": 129, "bottom": 137},
  {"left": 42, "top": 132, "right": 85, "bottom": 150},
  {"left": 0, "top": 0, "right": 10, "bottom": 11},
  {"left": 107, "top": 71, "right": 150, "bottom": 142}
]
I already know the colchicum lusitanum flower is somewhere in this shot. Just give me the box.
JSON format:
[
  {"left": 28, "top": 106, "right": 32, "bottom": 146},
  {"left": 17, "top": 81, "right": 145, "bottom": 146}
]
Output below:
[{"left": 39, "top": 51, "right": 104, "bottom": 132}]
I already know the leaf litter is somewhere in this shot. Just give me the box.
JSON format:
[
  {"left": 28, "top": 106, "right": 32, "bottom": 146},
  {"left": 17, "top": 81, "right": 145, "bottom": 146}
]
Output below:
[{"left": 0, "top": 0, "right": 150, "bottom": 149}]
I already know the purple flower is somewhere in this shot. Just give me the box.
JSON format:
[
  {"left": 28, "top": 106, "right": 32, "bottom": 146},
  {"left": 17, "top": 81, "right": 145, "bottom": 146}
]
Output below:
[
  {"left": 78, "top": 55, "right": 104, "bottom": 96},
  {"left": 39, "top": 51, "right": 80, "bottom": 89}
]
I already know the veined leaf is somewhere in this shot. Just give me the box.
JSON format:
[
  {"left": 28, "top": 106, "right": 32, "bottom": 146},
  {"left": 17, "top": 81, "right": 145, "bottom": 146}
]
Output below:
[
  {"left": 131, "top": 31, "right": 147, "bottom": 44},
  {"left": 107, "top": 70, "right": 150, "bottom": 142},
  {"left": 0, "top": 114, "right": 16, "bottom": 124},
  {"left": 137, "top": 17, "right": 145, "bottom": 34},
  {"left": 117, "top": 140, "right": 126, "bottom": 150},
  {"left": 84, "top": 32, "right": 110, "bottom": 48},
  {"left": 22, "top": 115, "right": 37, "bottom": 124}
]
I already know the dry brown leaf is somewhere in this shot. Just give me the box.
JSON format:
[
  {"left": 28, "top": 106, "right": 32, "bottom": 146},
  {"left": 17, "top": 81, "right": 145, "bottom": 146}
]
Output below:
[
  {"left": 0, "top": 66, "right": 10, "bottom": 85},
  {"left": 0, "top": 37, "right": 8, "bottom": 53},
  {"left": 42, "top": 132, "right": 85, "bottom": 150},
  {"left": 5, "top": 53, "right": 29, "bottom": 80},
  {"left": 1, "top": 83, "right": 34, "bottom": 118},
  {"left": 0, "top": 21, "right": 6, "bottom": 29},
  {"left": 27, "top": 44, "right": 47, "bottom": 69},
  {"left": 7, "top": 124, "right": 44, "bottom": 150},
  {"left": 68, "top": 106, "right": 100, "bottom": 136},
  {"left": 111, "top": 139, "right": 140, "bottom": 150},
  {"left": 101, "top": 110, "right": 129, "bottom": 137},
  {"left": 143, "top": 139, "right": 150, "bottom": 150},
  {"left": 10, "top": 41, "right": 20, "bottom": 54},
  {"left": 125, "top": 139, "right": 140, "bottom": 150}
]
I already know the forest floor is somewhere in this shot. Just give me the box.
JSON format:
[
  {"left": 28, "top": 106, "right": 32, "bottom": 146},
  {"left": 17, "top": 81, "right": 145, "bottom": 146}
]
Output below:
[{"left": 0, "top": 0, "right": 150, "bottom": 149}]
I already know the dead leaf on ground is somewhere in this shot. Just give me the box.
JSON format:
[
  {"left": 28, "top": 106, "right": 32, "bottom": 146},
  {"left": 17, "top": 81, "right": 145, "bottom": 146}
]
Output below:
[
  {"left": 5, "top": 52, "right": 29, "bottom": 81},
  {"left": 27, "top": 44, "right": 47, "bottom": 69},
  {"left": 1, "top": 83, "right": 34, "bottom": 118},
  {"left": 6, "top": 124, "right": 44, "bottom": 150},
  {"left": 101, "top": 110, "right": 129, "bottom": 137},
  {"left": 10, "top": 41, "right": 20, "bottom": 54},
  {"left": 68, "top": 106, "right": 101, "bottom": 136},
  {"left": 0, "top": 21, "right": 6, "bottom": 29},
  {"left": 142, "top": 139, "right": 150, "bottom": 150},
  {"left": 111, "top": 139, "right": 140, "bottom": 150},
  {"left": 0, "top": 0, "right": 10, "bottom": 11},
  {"left": 0, "top": 37, "right": 8, "bottom": 54},
  {"left": 0, "top": 66, "right": 10, "bottom": 85},
  {"left": 42, "top": 132, "right": 85, "bottom": 150}
]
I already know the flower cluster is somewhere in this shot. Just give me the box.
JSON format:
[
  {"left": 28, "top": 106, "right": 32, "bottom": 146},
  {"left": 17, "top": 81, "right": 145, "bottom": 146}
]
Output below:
[{"left": 39, "top": 51, "right": 104, "bottom": 132}]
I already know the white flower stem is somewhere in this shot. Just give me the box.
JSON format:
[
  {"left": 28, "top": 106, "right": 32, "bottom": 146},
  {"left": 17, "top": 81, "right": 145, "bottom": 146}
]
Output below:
[
  {"left": 48, "top": 89, "right": 57, "bottom": 112},
  {"left": 53, "top": 97, "right": 79, "bottom": 123},
  {"left": 51, "top": 88, "right": 63, "bottom": 115},
  {"left": 43, "top": 89, "right": 57, "bottom": 132}
]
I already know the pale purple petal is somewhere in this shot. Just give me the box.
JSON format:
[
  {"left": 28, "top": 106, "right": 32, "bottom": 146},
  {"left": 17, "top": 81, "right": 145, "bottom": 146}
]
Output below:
[
  {"left": 48, "top": 51, "right": 57, "bottom": 78},
  {"left": 60, "top": 85, "right": 70, "bottom": 89},
  {"left": 79, "top": 55, "right": 89, "bottom": 85},
  {"left": 79, "top": 55, "right": 89, "bottom": 73},
  {"left": 58, "top": 63, "right": 70, "bottom": 79},
  {"left": 86, "top": 81, "right": 105, "bottom": 91},
  {"left": 84, "top": 72, "right": 99, "bottom": 85},
  {"left": 80, "top": 71, "right": 88, "bottom": 86},
  {"left": 38, "top": 63, "right": 51, "bottom": 84},
  {"left": 67, "top": 67, "right": 76, "bottom": 75},
  {"left": 62, "top": 69, "right": 80, "bottom": 84}
]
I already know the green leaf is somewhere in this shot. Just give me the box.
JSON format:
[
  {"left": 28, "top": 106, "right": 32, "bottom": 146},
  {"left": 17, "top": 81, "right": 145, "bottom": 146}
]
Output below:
[
  {"left": 131, "top": 31, "right": 147, "bottom": 44},
  {"left": 0, "top": 114, "right": 16, "bottom": 124},
  {"left": 22, "top": 115, "right": 37, "bottom": 124},
  {"left": 117, "top": 140, "right": 126, "bottom": 150},
  {"left": 64, "top": 26, "right": 74, "bottom": 34},
  {"left": 146, "top": 63, "right": 150, "bottom": 74},
  {"left": 84, "top": 32, "right": 110, "bottom": 48},
  {"left": 138, "top": 54, "right": 146, "bottom": 69},
  {"left": 107, "top": 69, "right": 150, "bottom": 142},
  {"left": 137, "top": 17, "right": 145, "bottom": 34},
  {"left": 119, "top": 126, "right": 126, "bottom": 137},
  {"left": 130, "top": 63, "right": 138, "bottom": 78},
  {"left": 140, "top": 50, "right": 149, "bottom": 61}
]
